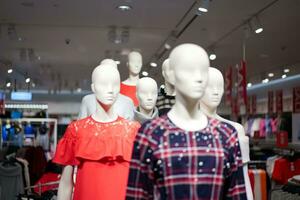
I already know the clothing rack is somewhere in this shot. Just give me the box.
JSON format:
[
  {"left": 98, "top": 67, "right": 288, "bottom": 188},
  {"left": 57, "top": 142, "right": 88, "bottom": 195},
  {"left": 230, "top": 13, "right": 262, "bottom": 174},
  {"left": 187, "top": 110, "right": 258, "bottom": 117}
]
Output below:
[
  {"left": 25, "top": 180, "right": 59, "bottom": 195},
  {"left": 0, "top": 118, "right": 57, "bottom": 151}
]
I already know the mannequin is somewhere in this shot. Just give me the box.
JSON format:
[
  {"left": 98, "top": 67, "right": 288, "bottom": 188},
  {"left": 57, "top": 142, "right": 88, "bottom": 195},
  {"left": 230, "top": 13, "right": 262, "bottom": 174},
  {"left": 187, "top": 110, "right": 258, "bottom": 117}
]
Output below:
[
  {"left": 200, "top": 67, "right": 253, "bottom": 200},
  {"left": 54, "top": 64, "right": 140, "bottom": 200},
  {"left": 120, "top": 51, "right": 143, "bottom": 106},
  {"left": 156, "top": 58, "right": 176, "bottom": 116},
  {"left": 78, "top": 59, "right": 135, "bottom": 120},
  {"left": 126, "top": 44, "right": 247, "bottom": 199},
  {"left": 134, "top": 77, "right": 158, "bottom": 124}
]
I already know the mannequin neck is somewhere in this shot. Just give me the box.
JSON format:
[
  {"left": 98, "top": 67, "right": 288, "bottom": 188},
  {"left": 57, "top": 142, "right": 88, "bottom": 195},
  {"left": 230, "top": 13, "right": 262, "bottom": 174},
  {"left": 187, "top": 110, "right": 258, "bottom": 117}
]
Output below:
[
  {"left": 138, "top": 106, "right": 153, "bottom": 117},
  {"left": 92, "top": 100, "right": 118, "bottom": 122},
  {"left": 200, "top": 102, "right": 217, "bottom": 118},
  {"left": 123, "top": 73, "right": 139, "bottom": 86},
  {"left": 164, "top": 82, "right": 175, "bottom": 96}
]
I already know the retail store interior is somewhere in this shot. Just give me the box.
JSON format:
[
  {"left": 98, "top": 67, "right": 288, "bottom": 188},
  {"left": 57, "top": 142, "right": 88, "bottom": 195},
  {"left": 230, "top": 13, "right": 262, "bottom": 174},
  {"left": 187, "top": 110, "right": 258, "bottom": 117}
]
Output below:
[{"left": 1, "top": 0, "right": 300, "bottom": 199}]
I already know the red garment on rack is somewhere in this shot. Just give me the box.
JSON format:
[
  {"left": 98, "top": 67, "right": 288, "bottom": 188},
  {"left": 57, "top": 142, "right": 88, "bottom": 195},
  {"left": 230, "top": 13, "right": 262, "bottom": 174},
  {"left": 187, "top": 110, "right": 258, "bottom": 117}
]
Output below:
[
  {"left": 34, "top": 172, "right": 60, "bottom": 193},
  {"left": 120, "top": 82, "right": 139, "bottom": 106},
  {"left": 272, "top": 158, "right": 300, "bottom": 184},
  {"left": 53, "top": 116, "right": 140, "bottom": 200}
]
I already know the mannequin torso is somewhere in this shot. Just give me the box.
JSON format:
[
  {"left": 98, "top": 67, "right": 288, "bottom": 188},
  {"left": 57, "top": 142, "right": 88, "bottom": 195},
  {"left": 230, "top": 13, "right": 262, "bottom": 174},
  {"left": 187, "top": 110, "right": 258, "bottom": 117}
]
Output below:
[{"left": 54, "top": 64, "right": 140, "bottom": 200}]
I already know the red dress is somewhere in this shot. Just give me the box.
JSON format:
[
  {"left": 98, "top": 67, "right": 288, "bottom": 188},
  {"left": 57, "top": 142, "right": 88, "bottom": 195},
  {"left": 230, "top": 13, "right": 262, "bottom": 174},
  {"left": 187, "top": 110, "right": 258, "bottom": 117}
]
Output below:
[
  {"left": 120, "top": 83, "right": 139, "bottom": 106},
  {"left": 53, "top": 116, "right": 140, "bottom": 200}
]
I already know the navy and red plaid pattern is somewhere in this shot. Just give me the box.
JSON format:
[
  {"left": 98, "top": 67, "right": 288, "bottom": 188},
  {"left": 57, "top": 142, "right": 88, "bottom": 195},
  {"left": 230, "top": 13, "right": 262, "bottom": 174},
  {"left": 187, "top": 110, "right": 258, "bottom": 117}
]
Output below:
[{"left": 126, "top": 115, "right": 247, "bottom": 200}]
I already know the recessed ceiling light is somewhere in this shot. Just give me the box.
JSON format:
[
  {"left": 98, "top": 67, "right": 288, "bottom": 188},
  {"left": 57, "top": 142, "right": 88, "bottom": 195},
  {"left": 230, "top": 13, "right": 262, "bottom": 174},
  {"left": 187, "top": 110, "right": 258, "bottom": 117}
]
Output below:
[
  {"left": 7, "top": 69, "right": 13, "bottom": 74},
  {"left": 6, "top": 82, "right": 11, "bottom": 88},
  {"left": 282, "top": 74, "right": 287, "bottom": 79},
  {"left": 18, "top": 37, "right": 23, "bottom": 41},
  {"left": 284, "top": 68, "right": 290, "bottom": 73},
  {"left": 142, "top": 71, "right": 149, "bottom": 76},
  {"left": 268, "top": 73, "right": 274, "bottom": 77},
  {"left": 76, "top": 88, "right": 82, "bottom": 93},
  {"left": 150, "top": 62, "right": 158, "bottom": 67},
  {"left": 115, "top": 61, "right": 121, "bottom": 65},
  {"left": 262, "top": 78, "right": 269, "bottom": 83},
  {"left": 255, "top": 28, "right": 263, "bottom": 34},
  {"left": 247, "top": 83, "right": 252, "bottom": 87},
  {"left": 25, "top": 78, "right": 31, "bottom": 83},
  {"left": 37, "top": 56, "right": 41, "bottom": 60},
  {"left": 117, "top": 5, "right": 132, "bottom": 11},
  {"left": 164, "top": 43, "right": 171, "bottom": 50},
  {"left": 209, "top": 53, "right": 216, "bottom": 60},
  {"left": 198, "top": 7, "right": 208, "bottom": 13},
  {"left": 32, "top": 82, "right": 36, "bottom": 88}
]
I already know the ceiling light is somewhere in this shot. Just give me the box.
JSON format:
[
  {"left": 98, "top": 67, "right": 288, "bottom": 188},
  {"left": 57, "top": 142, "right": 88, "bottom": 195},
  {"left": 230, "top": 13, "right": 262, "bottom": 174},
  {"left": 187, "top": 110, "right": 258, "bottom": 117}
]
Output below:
[
  {"left": 262, "top": 78, "right": 269, "bottom": 83},
  {"left": 25, "top": 78, "right": 31, "bottom": 83},
  {"left": 32, "top": 82, "right": 36, "bottom": 88},
  {"left": 164, "top": 43, "right": 171, "bottom": 50},
  {"left": 251, "top": 16, "right": 263, "bottom": 34},
  {"left": 282, "top": 74, "right": 287, "bottom": 79},
  {"left": 150, "top": 62, "right": 158, "bottom": 67},
  {"left": 7, "top": 69, "right": 13, "bottom": 74},
  {"left": 142, "top": 71, "right": 149, "bottom": 76},
  {"left": 198, "top": 0, "right": 209, "bottom": 13},
  {"left": 284, "top": 68, "right": 290, "bottom": 73},
  {"left": 6, "top": 82, "right": 11, "bottom": 88},
  {"left": 76, "top": 88, "right": 82, "bottom": 93},
  {"left": 268, "top": 73, "right": 274, "bottom": 77},
  {"left": 209, "top": 53, "right": 216, "bottom": 60},
  {"left": 117, "top": 5, "right": 132, "bottom": 11},
  {"left": 247, "top": 83, "right": 252, "bottom": 87},
  {"left": 115, "top": 60, "right": 121, "bottom": 65}
]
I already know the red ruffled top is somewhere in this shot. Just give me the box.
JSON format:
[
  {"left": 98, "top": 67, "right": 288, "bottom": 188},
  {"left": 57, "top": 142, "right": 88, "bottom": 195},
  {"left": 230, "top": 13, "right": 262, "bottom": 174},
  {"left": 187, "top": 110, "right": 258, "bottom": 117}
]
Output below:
[
  {"left": 53, "top": 116, "right": 140, "bottom": 200},
  {"left": 120, "top": 82, "right": 139, "bottom": 106}
]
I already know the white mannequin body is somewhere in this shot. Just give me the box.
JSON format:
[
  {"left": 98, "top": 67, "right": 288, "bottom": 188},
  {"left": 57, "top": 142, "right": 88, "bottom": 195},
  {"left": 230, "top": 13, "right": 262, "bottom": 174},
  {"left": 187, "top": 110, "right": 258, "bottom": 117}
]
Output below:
[
  {"left": 167, "top": 43, "right": 209, "bottom": 131},
  {"left": 57, "top": 64, "right": 120, "bottom": 200},
  {"left": 78, "top": 59, "right": 134, "bottom": 120},
  {"left": 134, "top": 77, "right": 158, "bottom": 123},
  {"left": 200, "top": 67, "right": 253, "bottom": 200},
  {"left": 162, "top": 58, "right": 175, "bottom": 96},
  {"left": 123, "top": 51, "right": 142, "bottom": 86}
]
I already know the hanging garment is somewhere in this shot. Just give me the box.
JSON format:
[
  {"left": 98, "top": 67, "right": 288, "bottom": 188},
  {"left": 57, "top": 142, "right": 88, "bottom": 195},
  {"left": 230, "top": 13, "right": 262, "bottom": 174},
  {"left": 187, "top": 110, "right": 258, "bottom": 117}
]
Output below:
[
  {"left": 53, "top": 116, "right": 140, "bottom": 200},
  {"left": 156, "top": 87, "right": 176, "bottom": 116},
  {"left": 126, "top": 115, "right": 247, "bottom": 199},
  {"left": 34, "top": 172, "right": 60, "bottom": 194},
  {"left": 120, "top": 82, "right": 139, "bottom": 106},
  {"left": 248, "top": 169, "right": 267, "bottom": 200},
  {"left": 0, "top": 162, "right": 24, "bottom": 200},
  {"left": 272, "top": 158, "right": 300, "bottom": 185}
]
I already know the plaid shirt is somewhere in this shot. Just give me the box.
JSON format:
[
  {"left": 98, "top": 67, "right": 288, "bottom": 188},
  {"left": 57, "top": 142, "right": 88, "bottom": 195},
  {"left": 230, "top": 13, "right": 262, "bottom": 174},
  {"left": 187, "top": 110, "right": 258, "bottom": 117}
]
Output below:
[
  {"left": 126, "top": 115, "right": 247, "bottom": 200},
  {"left": 156, "top": 88, "right": 176, "bottom": 116}
]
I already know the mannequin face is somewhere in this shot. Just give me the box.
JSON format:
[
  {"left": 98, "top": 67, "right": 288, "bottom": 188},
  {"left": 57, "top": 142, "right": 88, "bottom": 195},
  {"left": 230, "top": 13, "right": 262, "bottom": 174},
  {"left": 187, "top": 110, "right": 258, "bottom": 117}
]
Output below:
[
  {"left": 91, "top": 64, "right": 120, "bottom": 106},
  {"left": 169, "top": 44, "right": 209, "bottom": 100},
  {"left": 127, "top": 51, "right": 142, "bottom": 75},
  {"left": 200, "top": 67, "right": 224, "bottom": 109},
  {"left": 161, "top": 58, "right": 173, "bottom": 86},
  {"left": 137, "top": 77, "right": 158, "bottom": 111}
]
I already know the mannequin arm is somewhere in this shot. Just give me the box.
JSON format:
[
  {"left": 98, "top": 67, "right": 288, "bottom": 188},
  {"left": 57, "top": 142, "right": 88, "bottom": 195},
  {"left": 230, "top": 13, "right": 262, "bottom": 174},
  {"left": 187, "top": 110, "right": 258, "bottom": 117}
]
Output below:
[{"left": 57, "top": 165, "right": 74, "bottom": 200}]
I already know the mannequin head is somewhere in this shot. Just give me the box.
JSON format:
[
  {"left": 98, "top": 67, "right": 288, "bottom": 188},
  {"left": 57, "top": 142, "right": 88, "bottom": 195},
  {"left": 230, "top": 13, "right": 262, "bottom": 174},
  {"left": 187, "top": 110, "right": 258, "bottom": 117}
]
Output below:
[
  {"left": 200, "top": 67, "right": 224, "bottom": 110},
  {"left": 136, "top": 77, "right": 158, "bottom": 112},
  {"left": 100, "top": 59, "right": 118, "bottom": 69},
  {"left": 127, "top": 51, "right": 142, "bottom": 76},
  {"left": 162, "top": 58, "right": 173, "bottom": 86},
  {"left": 91, "top": 64, "right": 120, "bottom": 107},
  {"left": 169, "top": 43, "right": 209, "bottom": 101}
]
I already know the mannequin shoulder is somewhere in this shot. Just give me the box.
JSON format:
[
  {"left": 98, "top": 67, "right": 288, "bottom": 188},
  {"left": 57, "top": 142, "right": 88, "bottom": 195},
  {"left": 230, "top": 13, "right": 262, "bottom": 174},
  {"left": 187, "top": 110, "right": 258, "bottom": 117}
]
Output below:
[
  {"left": 81, "top": 94, "right": 96, "bottom": 103},
  {"left": 117, "top": 94, "right": 134, "bottom": 107}
]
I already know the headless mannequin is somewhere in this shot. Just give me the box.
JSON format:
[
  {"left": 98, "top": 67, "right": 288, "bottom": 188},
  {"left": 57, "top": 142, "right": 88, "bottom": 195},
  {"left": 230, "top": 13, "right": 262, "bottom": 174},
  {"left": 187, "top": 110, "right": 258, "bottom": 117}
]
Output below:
[
  {"left": 78, "top": 59, "right": 134, "bottom": 120},
  {"left": 200, "top": 67, "right": 253, "bottom": 200},
  {"left": 168, "top": 44, "right": 209, "bottom": 130},
  {"left": 120, "top": 51, "right": 143, "bottom": 106},
  {"left": 57, "top": 64, "right": 120, "bottom": 200},
  {"left": 134, "top": 77, "right": 158, "bottom": 123}
]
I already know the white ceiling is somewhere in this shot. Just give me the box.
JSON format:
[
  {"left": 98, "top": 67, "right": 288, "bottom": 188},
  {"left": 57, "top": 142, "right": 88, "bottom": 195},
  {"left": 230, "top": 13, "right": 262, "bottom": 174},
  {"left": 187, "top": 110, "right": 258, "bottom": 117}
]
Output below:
[{"left": 0, "top": 0, "right": 300, "bottom": 93}]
